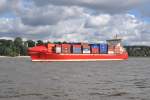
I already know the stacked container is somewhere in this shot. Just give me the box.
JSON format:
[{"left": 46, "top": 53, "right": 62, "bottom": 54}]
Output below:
[
  {"left": 91, "top": 44, "right": 99, "bottom": 54},
  {"left": 99, "top": 44, "right": 108, "bottom": 54},
  {"left": 47, "top": 43, "right": 55, "bottom": 53},
  {"left": 61, "top": 44, "right": 71, "bottom": 54},
  {"left": 82, "top": 43, "right": 90, "bottom": 54},
  {"left": 72, "top": 44, "right": 82, "bottom": 54},
  {"left": 55, "top": 44, "right": 61, "bottom": 53}
]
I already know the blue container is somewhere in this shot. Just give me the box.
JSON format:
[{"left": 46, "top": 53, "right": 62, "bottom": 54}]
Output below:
[
  {"left": 90, "top": 44, "right": 99, "bottom": 48},
  {"left": 73, "top": 48, "right": 81, "bottom": 53},
  {"left": 99, "top": 44, "right": 108, "bottom": 54},
  {"left": 83, "top": 48, "right": 90, "bottom": 51}
]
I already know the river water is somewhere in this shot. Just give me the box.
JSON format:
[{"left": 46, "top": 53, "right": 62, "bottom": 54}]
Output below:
[{"left": 0, "top": 57, "right": 150, "bottom": 100}]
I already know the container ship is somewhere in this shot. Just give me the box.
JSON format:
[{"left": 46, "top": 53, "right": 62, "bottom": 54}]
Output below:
[{"left": 28, "top": 38, "right": 128, "bottom": 61}]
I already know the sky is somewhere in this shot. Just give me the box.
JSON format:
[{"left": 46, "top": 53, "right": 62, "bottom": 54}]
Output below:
[{"left": 0, "top": 0, "right": 150, "bottom": 45}]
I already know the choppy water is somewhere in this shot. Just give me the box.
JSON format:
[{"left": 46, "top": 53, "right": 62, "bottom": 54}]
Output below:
[{"left": 0, "top": 57, "right": 150, "bottom": 100}]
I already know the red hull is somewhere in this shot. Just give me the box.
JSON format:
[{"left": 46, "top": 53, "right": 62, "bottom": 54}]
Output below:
[{"left": 29, "top": 52, "right": 128, "bottom": 61}]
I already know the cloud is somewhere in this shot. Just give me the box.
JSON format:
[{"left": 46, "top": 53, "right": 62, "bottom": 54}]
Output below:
[
  {"left": 1, "top": 12, "right": 149, "bottom": 45},
  {"left": 85, "top": 14, "right": 111, "bottom": 28},
  {"left": 84, "top": 14, "right": 150, "bottom": 45},
  {"left": 16, "top": 4, "right": 85, "bottom": 26},
  {"left": 0, "top": 0, "right": 8, "bottom": 14},
  {"left": 32, "top": 0, "right": 142, "bottom": 14},
  {"left": 137, "top": 0, "right": 150, "bottom": 17},
  {"left": 0, "top": 18, "right": 51, "bottom": 40},
  {"left": 0, "top": 0, "right": 19, "bottom": 15},
  {"left": 32, "top": 0, "right": 150, "bottom": 19},
  {"left": 0, "top": 0, "right": 150, "bottom": 46}
]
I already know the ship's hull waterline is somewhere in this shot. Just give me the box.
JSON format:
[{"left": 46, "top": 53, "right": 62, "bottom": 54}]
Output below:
[{"left": 29, "top": 52, "right": 128, "bottom": 62}]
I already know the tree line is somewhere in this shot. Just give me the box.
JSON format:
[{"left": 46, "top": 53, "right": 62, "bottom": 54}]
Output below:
[
  {"left": 0, "top": 37, "right": 44, "bottom": 57},
  {"left": 124, "top": 46, "right": 150, "bottom": 57},
  {"left": 0, "top": 37, "right": 150, "bottom": 57}
]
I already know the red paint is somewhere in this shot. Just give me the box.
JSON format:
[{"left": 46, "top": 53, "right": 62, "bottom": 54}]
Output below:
[
  {"left": 91, "top": 48, "right": 99, "bottom": 54},
  {"left": 61, "top": 44, "right": 71, "bottom": 48},
  {"left": 28, "top": 44, "right": 128, "bottom": 61},
  {"left": 29, "top": 52, "right": 128, "bottom": 61},
  {"left": 72, "top": 44, "right": 81, "bottom": 48}
]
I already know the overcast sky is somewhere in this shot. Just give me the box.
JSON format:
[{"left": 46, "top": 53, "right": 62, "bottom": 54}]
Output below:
[{"left": 0, "top": 0, "right": 150, "bottom": 45}]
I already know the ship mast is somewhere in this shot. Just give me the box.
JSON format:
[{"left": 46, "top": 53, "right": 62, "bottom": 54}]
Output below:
[{"left": 106, "top": 34, "right": 122, "bottom": 46}]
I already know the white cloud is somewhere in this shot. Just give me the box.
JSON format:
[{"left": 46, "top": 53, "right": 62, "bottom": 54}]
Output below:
[
  {"left": 0, "top": 11, "right": 150, "bottom": 45},
  {"left": 84, "top": 14, "right": 150, "bottom": 45},
  {"left": 85, "top": 14, "right": 111, "bottom": 27},
  {"left": 0, "top": 0, "right": 150, "bottom": 46},
  {"left": 32, "top": 0, "right": 141, "bottom": 14},
  {"left": 15, "top": 4, "right": 85, "bottom": 26}
]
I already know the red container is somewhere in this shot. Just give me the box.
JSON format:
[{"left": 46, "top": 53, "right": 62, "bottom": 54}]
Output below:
[
  {"left": 82, "top": 45, "right": 90, "bottom": 48},
  {"left": 81, "top": 43, "right": 89, "bottom": 45},
  {"left": 72, "top": 44, "right": 81, "bottom": 48},
  {"left": 91, "top": 48, "right": 99, "bottom": 54},
  {"left": 47, "top": 43, "right": 55, "bottom": 53},
  {"left": 62, "top": 44, "right": 71, "bottom": 48},
  {"left": 48, "top": 43, "right": 55, "bottom": 47},
  {"left": 61, "top": 44, "right": 71, "bottom": 53},
  {"left": 62, "top": 49, "right": 71, "bottom": 53},
  {"left": 83, "top": 45, "right": 90, "bottom": 48},
  {"left": 81, "top": 43, "right": 90, "bottom": 48}
]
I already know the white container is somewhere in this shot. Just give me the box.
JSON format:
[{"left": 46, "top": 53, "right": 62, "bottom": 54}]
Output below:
[
  {"left": 56, "top": 47, "right": 61, "bottom": 53},
  {"left": 83, "top": 50, "right": 91, "bottom": 54}
]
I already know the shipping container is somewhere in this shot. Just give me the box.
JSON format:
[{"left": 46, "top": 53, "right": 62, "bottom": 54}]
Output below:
[
  {"left": 61, "top": 44, "right": 71, "bottom": 53},
  {"left": 62, "top": 49, "right": 71, "bottom": 54},
  {"left": 99, "top": 44, "right": 108, "bottom": 54},
  {"left": 55, "top": 44, "right": 61, "bottom": 47},
  {"left": 48, "top": 43, "right": 55, "bottom": 47},
  {"left": 90, "top": 44, "right": 99, "bottom": 48},
  {"left": 83, "top": 50, "right": 90, "bottom": 54},
  {"left": 55, "top": 47, "right": 61, "bottom": 53},
  {"left": 91, "top": 48, "right": 99, "bottom": 54},
  {"left": 81, "top": 43, "right": 89, "bottom": 46},
  {"left": 72, "top": 44, "right": 81, "bottom": 48},
  {"left": 82, "top": 45, "right": 90, "bottom": 48},
  {"left": 72, "top": 44, "right": 82, "bottom": 53},
  {"left": 90, "top": 44, "right": 99, "bottom": 54},
  {"left": 62, "top": 44, "right": 71, "bottom": 48},
  {"left": 81, "top": 43, "right": 90, "bottom": 48},
  {"left": 47, "top": 43, "right": 55, "bottom": 53},
  {"left": 73, "top": 48, "right": 82, "bottom": 53},
  {"left": 83, "top": 48, "right": 90, "bottom": 54},
  {"left": 55, "top": 44, "right": 61, "bottom": 53}
]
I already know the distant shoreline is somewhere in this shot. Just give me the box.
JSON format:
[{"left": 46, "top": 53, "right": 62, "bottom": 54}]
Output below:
[{"left": 0, "top": 56, "right": 30, "bottom": 58}]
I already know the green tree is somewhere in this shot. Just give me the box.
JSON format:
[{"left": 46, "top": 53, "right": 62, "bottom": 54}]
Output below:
[
  {"left": 20, "top": 45, "right": 28, "bottom": 56},
  {"left": 14, "top": 37, "right": 23, "bottom": 47},
  {"left": 36, "top": 40, "right": 43, "bottom": 46},
  {"left": 26, "top": 40, "right": 35, "bottom": 47},
  {"left": 14, "top": 37, "right": 23, "bottom": 56}
]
